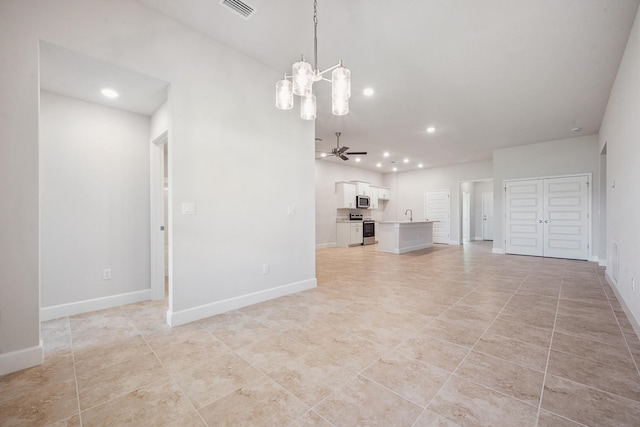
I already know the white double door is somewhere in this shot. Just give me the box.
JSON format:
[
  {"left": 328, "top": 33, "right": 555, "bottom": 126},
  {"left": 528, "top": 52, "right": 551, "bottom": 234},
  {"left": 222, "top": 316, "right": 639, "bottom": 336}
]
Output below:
[{"left": 505, "top": 175, "right": 589, "bottom": 260}]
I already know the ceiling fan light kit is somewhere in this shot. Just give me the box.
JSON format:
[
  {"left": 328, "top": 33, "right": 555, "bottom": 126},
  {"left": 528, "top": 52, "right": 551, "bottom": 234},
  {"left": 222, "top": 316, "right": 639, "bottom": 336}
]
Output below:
[{"left": 275, "top": 0, "right": 351, "bottom": 120}]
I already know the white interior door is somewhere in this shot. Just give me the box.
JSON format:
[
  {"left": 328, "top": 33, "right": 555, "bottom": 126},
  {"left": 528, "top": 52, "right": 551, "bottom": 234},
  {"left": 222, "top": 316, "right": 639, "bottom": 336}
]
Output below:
[
  {"left": 505, "top": 175, "right": 589, "bottom": 260},
  {"left": 462, "top": 192, "right": 470, "bottom": 242},
  {"left": 425, "top": 190, "right": 450, "bottom": 244},
  {"left": 481, "top": 192, "right": 494, "bottom": 241},
  {"left": 505, "top": 180, "right": 544, "bottom": 256},
  {"left": 543, "top": 176, "right": 589, "bottom": 260}
]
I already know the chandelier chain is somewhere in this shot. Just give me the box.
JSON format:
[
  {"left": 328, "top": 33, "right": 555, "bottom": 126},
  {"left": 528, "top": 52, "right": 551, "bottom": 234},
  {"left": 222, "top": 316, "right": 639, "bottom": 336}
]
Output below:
[{"left": 313, "top": 0, "right": 318, "bottom": 71}]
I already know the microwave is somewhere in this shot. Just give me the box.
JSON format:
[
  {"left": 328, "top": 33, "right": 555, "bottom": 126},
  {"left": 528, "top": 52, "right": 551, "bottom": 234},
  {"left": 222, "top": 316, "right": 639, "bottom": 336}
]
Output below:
[{"left": 356, "top": 195, "right": 370, "bottom": 209}]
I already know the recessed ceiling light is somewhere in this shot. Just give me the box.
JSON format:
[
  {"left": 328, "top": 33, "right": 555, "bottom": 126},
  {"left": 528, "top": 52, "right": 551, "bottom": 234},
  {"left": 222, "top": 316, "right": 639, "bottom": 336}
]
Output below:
[
  {"left": 418, "top": 163, "right": 424, "bottom": 168},
  {"left": 376, "top": 163, "right": 382, "bottom": 167},
  {"left": 571, "top": 127, "right": 582, "bottom": 132},
  {"left": 101, "top": 88, "right": 119, "bottom": 98},
  {"left": 383, "top": 152, "right": 390, "bottom": 157},
  {"left": 392, "top": 167, "right": 398, "bottom": 172},
  {"left": 320, "top": 153, "right": 327, "bottom": 157},
  {"left": 355, "top": 157, "right": 361, "bottom": 162},
  {"left": 363, "top": 88, "right": 374, "bottom": 96},
  {"left": 403, "top": 158, "right": 409, "bottom": 163},
  {"left": 426, "top": 126, "right": 436, "bottom": 133}
]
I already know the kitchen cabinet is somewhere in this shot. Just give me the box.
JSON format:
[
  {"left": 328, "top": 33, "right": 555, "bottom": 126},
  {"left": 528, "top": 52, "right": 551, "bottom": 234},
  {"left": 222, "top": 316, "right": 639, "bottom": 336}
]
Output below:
[
  {"left": 336, "top": 222, "right": 363, "bottom": 247},
  {"left": 336, "top": 182, "right": 356, "bottom": 209},
  {"left": 353, "top": 181, "right": 371, "bottom": 197},
  {"left": 369, "top": 186, "right": 380, "bottom": 210},
  {"left": 377, "top": 186, "right": 390, "bottom": 200}
]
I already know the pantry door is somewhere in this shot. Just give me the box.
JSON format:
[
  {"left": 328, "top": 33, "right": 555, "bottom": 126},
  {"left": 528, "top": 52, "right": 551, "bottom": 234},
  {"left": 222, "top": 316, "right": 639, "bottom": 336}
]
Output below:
[
  {"left": 505, "top": 180, "right": 544, "bottom": 256},
  {"left": 425, "top": 190, "right": 450, "bottom": 244},
  {"left": 543, "top": 175, "right": 589, "bottom": 260}
]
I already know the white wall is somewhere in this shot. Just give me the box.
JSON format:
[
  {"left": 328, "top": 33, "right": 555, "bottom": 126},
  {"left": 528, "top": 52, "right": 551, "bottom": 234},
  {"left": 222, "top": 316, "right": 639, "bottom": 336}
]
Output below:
[
  {"left": 0, "top": 0, "right": 314, "bottom": 374},
  {"left": 40, "top": 91, "right": 151, "bottom": 309},
  {"left": 492, "top": 135, "right": 601, "bottom": 257},
  {"left": 599, "top": 5, "right": 640, "bottom": 330},
  {"left": 315, "top": 160, "right": 384, "bottom": 247},
  {"left": 383, "top": 161, "right": 493, "bottom": 244}
]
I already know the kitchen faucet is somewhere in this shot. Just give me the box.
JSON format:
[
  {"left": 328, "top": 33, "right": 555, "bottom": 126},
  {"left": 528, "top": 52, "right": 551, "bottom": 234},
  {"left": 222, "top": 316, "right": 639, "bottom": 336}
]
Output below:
[{"left": 404, "top": 209, "right": 413, "bottom": 221}]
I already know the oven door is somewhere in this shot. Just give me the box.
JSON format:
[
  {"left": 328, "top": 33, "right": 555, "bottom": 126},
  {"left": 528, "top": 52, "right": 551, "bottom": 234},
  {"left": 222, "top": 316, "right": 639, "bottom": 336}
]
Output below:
[{"left": 362, "top": 221, "right": 375, "bottom": 245}]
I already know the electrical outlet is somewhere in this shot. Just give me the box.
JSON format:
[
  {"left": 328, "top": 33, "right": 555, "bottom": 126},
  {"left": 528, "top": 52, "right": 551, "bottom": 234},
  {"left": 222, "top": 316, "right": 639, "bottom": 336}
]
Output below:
[
  {"left": 103, "top": 268, "right": 112, "bottom": 280},
  {"left": 262, "top": 264, "right": 270, "bottom": 274}
]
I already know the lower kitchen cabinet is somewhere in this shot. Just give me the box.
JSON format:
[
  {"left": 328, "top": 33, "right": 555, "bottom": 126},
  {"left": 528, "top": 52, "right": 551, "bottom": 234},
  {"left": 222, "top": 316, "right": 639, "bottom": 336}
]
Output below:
[{"left": 336, "top": 223, "right": 363, "bottom": 247}]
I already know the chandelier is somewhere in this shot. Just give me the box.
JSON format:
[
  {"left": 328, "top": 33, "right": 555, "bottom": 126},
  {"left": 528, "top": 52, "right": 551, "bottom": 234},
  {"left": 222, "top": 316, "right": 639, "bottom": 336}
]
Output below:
[{"left": 275, "top": 0, "right": 351, "bottom": 120}]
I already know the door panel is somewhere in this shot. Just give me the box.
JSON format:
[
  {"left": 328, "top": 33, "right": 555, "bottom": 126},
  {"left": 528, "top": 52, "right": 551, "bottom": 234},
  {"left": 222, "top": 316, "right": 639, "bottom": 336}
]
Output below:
[
  {"left": 505, "top": 180, "right": 543, "bottom": 256},
  {"left": 543, "top": 176, "right": 589, "bottom": 260},
  {"left": 425, "top": 190, "right": 450, "bottom": 244}
]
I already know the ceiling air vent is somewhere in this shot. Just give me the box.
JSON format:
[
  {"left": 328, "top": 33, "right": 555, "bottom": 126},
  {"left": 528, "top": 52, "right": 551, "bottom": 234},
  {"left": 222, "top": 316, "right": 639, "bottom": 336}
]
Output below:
[{"left": 220, "top": 0, "right": 256, "bottom": 19}]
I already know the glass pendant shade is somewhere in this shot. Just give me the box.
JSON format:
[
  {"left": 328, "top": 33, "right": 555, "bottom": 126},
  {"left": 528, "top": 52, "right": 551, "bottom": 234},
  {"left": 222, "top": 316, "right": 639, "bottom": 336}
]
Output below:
[
  {"left": 300, "top": 93, "right": 317, "bottom": 120},
  {"left": 292, "top": 60, "right": 314, "bottom": 96},
  {"left": 275, "top": 79, "right": 293, "bottom": 110},
  {"left": 331, "top": 66, "right": 351, "bottom": 100},
  {"left": 332, "top": 95, "right": 349, "bottom": 116}
]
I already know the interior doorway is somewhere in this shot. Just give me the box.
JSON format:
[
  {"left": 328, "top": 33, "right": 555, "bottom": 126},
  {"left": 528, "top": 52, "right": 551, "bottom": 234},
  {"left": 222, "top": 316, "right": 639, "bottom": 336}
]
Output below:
[
  {"left": 458, "top": 179, "right": 493, "bottom": 245},
  {"left": 150, "top": 129, "right": 169, "bottom": 300}
]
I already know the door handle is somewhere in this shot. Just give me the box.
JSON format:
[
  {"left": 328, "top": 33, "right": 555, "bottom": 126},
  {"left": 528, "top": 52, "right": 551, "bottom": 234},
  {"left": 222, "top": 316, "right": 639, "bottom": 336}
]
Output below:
[
  {"left": 483, "top": 216, "right": 487, "bottom": 220},
  {"left": 536, "top": 220, "right": 542, "bottom": 223},
  {"left": 544, "top": 220, "right": 550, "bottom": 223}
]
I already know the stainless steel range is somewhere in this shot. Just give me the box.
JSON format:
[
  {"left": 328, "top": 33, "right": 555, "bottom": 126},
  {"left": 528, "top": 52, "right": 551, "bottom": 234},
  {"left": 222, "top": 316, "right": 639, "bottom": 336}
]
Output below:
[
  {"left": 349, "top": 213, "right": 375, "bottom": 245},
  {"left": 362, "top": 220, "right": 375, "bottom": 245}
]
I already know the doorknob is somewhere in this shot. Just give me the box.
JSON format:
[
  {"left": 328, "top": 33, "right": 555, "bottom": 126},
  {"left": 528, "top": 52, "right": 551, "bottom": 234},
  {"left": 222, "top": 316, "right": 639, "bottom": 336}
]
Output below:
[
  {"left": 536, "top": 220, "right": 542, "bottom": 223},
  {"left": 483, "top": 216, "right": 487, "bottom": 220},
  {"left": 544, "top": 220, "right": 550, "bottom": 223}
]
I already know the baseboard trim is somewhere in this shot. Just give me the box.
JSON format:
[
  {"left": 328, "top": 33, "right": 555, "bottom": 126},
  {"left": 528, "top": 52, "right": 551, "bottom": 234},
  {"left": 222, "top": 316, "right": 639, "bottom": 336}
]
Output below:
[
  {"left": 605, "top": 271, "right": 640, "bottom": 339},
  {"left": 0, "top": 341, "right": 43, "bottom": 375},
  {"left": 599, "top": 258, "right": 607, "bottom": 267},
  {"left": 449, "top": 240, "right": 460, "bottom": 246},
  {"left": 167, "top": 278, "right": 317, "bottom": 327},
  {"left": 492, "top": 248, "right": 506, "bottom": 254},
  {"left": 41, "top": 289, "right": 151, "bottom": 321},
  {"left": 316, "top": 242, "right": 337, "bottom": 249}
]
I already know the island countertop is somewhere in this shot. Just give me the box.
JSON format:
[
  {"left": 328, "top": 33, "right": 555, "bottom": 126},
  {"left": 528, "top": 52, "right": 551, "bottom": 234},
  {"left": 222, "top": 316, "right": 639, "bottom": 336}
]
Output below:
[{"left": 378, "top": 220, "right": 438, "bottom": 224}]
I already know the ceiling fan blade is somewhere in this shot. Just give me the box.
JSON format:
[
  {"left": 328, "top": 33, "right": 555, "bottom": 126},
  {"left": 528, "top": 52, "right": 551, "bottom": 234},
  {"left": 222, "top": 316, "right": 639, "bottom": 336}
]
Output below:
[
  {"left": 340, "top": 154, "right": 349, "bottom": 161},
  {"left": 346, "top": 152, "right": 367, "bottom": 155},
  {"left": 338, "top": 146, "right": 349, "bottom": 154}
]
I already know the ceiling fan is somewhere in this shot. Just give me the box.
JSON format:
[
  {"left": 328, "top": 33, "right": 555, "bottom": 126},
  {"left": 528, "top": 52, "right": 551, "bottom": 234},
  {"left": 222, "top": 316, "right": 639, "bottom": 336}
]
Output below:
[{"left": 317, "top": 132, "right": 367, "bottom": 161}]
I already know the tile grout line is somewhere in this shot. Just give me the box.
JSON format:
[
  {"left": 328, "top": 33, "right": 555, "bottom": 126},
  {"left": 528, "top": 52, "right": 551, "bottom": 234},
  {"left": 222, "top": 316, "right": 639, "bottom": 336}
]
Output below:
[
  {"left": 67, "top": 316, "right": 84, "bottom": 427},
  {"left": 534, "top": 269, "right": 564, "bottom": 426}
]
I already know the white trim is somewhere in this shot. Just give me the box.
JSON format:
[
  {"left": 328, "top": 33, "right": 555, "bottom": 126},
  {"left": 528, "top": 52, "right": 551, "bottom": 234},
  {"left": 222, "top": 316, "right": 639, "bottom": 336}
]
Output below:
[
  {"left": 167, "top": 279, "right": 317, "bottom": 327},
  {"left": 0, "top": 341, "right": 43, "bottom": 376},
  {"left": 590, "top": 256, "right": 599, "bottom": 263},
  {"left": 40, "top": 289, "right": 151, "bottom": 321},
  {"left": 598, "top": 258, "right": 607, "bottom": 267},
  {"left": 605, "top": 271, "right": 640, "bottom": 339},
  {"left": 150, "top": 130, "right": 168, "bottom": 301},
  {"left": 448, "top": 240, "right": 460, "bottom": 246},
  {"left": 316, "top": 242, "right": 337, "bottom": 249},
  {"left": 492, "top": 248, "right": 505, "bottom": 254}
]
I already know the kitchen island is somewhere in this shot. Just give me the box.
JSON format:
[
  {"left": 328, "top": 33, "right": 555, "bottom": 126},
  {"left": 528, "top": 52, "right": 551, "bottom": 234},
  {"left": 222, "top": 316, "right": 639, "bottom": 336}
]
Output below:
[{"left": 377, "top": 221, "right": 437, "bottom": 254}]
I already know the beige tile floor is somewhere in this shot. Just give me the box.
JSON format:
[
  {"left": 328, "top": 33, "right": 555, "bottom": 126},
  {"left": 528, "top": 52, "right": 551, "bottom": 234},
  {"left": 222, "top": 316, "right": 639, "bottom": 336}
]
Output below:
[{"left": 2, "top": 242, "right": 640, "bottom": 426}]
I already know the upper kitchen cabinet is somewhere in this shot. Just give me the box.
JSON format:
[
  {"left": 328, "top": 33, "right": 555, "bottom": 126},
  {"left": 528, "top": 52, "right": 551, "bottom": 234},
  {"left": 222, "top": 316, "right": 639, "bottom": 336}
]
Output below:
[
  {"left": 377, "top": 187, "right": 391, "bottom": 200},
  {"left": 353, "top": 181, "right": 371, "bottom": 197},
  {"left": 336, "top": 182, "right": 357, "bottom": 209}
]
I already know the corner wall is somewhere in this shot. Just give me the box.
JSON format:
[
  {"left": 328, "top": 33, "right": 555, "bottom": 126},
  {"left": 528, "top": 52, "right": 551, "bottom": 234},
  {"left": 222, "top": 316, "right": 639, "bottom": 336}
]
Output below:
[
  {"left": 599, "top": 5, "right": 640, "bottom": 331},
  {"left": 40, "top": 92, "right": 151, "bottom": 315}
]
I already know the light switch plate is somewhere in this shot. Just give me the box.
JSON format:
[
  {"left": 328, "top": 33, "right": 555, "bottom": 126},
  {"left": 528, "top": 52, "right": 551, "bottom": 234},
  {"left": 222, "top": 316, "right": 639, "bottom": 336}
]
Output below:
[{"left": 182, "top": 202, "right": 196, "bottom": 215}]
